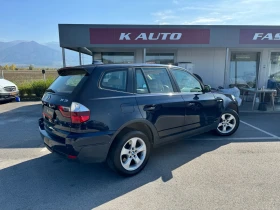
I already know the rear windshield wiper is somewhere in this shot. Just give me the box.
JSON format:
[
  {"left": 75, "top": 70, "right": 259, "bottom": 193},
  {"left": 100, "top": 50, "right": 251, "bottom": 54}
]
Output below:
[{"left": 46, "top": 88, "right": 56, "bottom": 93}]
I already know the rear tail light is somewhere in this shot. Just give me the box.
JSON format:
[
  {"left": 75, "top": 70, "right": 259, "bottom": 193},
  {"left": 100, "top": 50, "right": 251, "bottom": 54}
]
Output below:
[
  {"left": 58, "top": 106, "right": 71, "bottom": 118},
  {"left": 70, "top": 102, "right": 90, "bottom": 124},
  {"left": 58, "top": 102, "right": 90, "bottom": 124}
]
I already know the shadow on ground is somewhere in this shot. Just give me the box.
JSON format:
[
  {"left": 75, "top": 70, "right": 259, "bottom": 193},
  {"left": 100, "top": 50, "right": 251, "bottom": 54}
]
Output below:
[
  {"left": 0, "top": 139, "right": 230, "bottom": 209},
  {"left": 1, "top": 138, "right": 279, "bottom": 209},
  {"left": 1, "top": 103, "right": 280, "bottom": 209},
  {"left": 0, "top": 103, "right": 42, "bottom": 148}
]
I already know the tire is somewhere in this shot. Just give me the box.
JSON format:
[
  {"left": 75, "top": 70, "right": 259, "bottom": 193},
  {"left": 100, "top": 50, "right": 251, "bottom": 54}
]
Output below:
[
  {"left": 107, "top": 130, "right": 151, "bottom": 176},
  {"left": 214, "top": 109, "right": 239, "bottom": 136}
]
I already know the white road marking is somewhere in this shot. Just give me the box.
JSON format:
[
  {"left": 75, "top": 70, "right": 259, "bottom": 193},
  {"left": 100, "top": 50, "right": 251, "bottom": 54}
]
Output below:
[
  {"left": 189, "top": 137, "right": 278, "bottom": 141},
  {"left": 241, "top": 120, "right": 280, "bottom": 139},
  {"left": 40, "top": 147, "right": 48, "bottom": 152}
]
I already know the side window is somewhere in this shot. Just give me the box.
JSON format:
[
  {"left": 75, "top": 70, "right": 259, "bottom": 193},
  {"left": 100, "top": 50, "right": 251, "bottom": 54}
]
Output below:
[
  {"left": 101, "top": 70, "right": 127, "bottom": 92},
  {"left": 171, "top": 69, "right": 202, "bottom": 93},
  {"left": 141, "top": 68, "right": 174, "bottom": 93},
  {"left": 135, "top": 69, "right": 149, "bottom": 94}
]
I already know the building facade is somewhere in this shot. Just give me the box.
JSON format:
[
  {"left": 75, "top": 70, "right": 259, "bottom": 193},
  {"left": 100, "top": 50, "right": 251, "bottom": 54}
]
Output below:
[{"left": 59, "top": 24, "right": 280, "bottom": 89}]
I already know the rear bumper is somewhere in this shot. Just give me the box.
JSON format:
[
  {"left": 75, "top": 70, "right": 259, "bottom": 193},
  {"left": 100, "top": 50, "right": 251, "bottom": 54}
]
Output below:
[{"left": 39, "top": 118, "right": 113, "bottom": 163}]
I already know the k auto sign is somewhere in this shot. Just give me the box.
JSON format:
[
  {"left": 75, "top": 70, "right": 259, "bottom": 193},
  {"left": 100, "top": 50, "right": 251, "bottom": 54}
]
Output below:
[
  {"left": 240, "top": 29, "right": 280, "bottom": 44},
  {"left": 89, "top": 28, "right": 210, "bottom": 44}
]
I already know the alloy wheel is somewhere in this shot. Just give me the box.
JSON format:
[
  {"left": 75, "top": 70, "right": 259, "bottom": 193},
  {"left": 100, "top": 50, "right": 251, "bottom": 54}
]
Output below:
[
  {"left": 120, "top": 137, "right": 147, "bottom": 171},
  {"left": 217, "top": 113, "right": 236, "bottom": 134}
]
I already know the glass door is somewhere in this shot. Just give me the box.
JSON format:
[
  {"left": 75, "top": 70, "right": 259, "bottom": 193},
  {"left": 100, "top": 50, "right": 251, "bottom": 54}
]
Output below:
[{"left": 229, "top": 52, "right": 260, "bottom": 88}]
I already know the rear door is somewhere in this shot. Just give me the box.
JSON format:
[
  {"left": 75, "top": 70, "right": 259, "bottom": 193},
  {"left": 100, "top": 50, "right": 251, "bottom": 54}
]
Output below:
[
  {"left": 42, "top": 68, "right": 88, "bottom": 137},
  {"left": 170, "top": 68, "right": 220, "bottom": 132},
  {"left": 135, "top": 67, "right": 185, "bottom": 139}
]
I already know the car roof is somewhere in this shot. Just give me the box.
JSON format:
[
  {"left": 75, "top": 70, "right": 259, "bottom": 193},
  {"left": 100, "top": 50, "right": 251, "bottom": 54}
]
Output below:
[
  {"left": 76, "top": 63, "right": 184, "bottom": 70},
  {"left": 58, "top": 63, "right": 187, "bottom": 75}
]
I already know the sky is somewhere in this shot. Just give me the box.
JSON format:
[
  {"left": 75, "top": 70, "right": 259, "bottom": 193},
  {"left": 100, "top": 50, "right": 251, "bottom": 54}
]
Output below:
[{"left": 0, "top": 0, "right": 279, "bottom": 43}]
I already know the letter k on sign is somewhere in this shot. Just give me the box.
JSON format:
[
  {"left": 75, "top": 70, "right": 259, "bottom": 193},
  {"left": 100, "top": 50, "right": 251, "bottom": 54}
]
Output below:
[{"left": 119, "top": 33, "right": 131, "bottom": 40}]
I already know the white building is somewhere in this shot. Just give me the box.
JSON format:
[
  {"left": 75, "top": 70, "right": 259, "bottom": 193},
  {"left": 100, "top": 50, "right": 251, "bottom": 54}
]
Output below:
[{"left": 58, "top": 24, "right": 280, "bottom": 89}]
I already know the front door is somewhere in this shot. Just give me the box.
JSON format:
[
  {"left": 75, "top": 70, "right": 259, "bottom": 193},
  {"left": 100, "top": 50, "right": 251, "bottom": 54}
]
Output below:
[
  {"left": 169, "top": 68, "right": 220, "bottom": 132},
  {"left": 135, "top": 67, "right": 185, "bottom": 138}
]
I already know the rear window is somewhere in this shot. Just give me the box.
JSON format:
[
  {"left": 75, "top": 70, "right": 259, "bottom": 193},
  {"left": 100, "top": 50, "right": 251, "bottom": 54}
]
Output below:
[{"left": 48, "top": 69, "right": 86, "bottom": 94}]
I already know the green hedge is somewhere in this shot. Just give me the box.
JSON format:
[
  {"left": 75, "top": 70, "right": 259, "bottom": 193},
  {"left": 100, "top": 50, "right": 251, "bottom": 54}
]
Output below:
[{"left": 18, "top": 78, "right": 55, "bottom": 99}]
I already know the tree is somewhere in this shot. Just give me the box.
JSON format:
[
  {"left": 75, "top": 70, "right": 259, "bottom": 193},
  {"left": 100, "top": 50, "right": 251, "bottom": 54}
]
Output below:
[
  {"left": 0, "top": 65, "right": 2, "bottom": 70},
  {"left": 29, "top": 64, "right": 34, "bottom": 70},
  {"left": 9, "top": 64, "right": 16, "bottom": 70},
  {"left": 4, "top": 65, "right": 9, "bottom": 70}
]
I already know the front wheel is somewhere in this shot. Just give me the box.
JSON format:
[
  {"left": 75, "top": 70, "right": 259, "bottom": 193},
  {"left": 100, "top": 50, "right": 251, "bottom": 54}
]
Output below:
[
  {"left": 107, "top": 130, "right": 151, "bottom": 176},
  {"left": 214, "top": 109, "right": 239, "bottom": 136}
]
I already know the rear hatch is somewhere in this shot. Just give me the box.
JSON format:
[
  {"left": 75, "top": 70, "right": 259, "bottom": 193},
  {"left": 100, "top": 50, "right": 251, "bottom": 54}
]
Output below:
[{"left": 42, "top": 67, "right": 90, "bottom": 139}]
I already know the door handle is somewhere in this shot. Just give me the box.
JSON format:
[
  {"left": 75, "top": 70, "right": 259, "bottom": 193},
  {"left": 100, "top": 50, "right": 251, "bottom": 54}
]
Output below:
[
  {"left": 187, "top": 102, "right": 195, "bottom": 107},
  {"left": 143, "top": 105, "right": 156, "bottom": 111}
]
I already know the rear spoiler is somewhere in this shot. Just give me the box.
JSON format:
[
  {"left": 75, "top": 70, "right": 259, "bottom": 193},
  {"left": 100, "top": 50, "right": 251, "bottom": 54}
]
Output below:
[{"left": 57, "top": 67, "right": 90, "bottom": 76}]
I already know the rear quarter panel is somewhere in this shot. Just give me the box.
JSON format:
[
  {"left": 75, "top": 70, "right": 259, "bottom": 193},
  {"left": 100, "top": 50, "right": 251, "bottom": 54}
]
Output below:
[{"left": 73, "top": 67, "right": 142, "bottom": 133}]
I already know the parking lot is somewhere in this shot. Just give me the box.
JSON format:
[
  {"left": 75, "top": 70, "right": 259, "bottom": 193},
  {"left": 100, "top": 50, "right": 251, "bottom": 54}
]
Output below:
[{"left": 1, "top": 102, "right": 280, "bottom": 210}]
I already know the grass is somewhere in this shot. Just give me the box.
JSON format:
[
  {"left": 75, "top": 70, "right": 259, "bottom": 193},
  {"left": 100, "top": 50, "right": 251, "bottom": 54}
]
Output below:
[{"left": 1, "top": 70, "right": 58, "bottom": 85}]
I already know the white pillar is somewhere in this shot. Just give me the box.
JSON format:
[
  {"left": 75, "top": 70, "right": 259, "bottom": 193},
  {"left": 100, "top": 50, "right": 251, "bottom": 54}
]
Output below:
[
  {"left": 224, "top": 47, "right": 229, "bottom": 87},
  {"left": 79, "top": 52, "right": 82, "bottom": 65},
  {"left": 62, "top": 48, "right": 66, "bottom": 67},
  {"left": 143, "top": 48, "right": 146, "bottom": 63}
]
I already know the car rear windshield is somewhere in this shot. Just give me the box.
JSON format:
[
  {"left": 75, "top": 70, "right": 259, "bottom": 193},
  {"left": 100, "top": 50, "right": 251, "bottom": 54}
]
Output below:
[{"left": 48, "top": 69, "right": 87, "bottom": 94}]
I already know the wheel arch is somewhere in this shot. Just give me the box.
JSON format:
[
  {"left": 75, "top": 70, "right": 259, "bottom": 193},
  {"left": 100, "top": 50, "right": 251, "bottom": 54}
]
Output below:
[
  {"left": 225, "top": 101, "right": 239, "bottom": 113},
  {"left": 111, "top": 119, "right": 159, "bottom": 146}
]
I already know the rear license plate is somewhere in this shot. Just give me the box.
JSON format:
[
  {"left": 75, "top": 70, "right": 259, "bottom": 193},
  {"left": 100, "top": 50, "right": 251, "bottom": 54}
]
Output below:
[{"left": 43, "top": 106, "right": 54, "bottom": 118}]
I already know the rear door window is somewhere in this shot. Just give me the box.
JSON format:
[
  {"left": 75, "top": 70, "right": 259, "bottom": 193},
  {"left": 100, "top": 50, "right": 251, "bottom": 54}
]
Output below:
[
  {"left": 137, "top": 67, "right": 174, "bottom": 93},
  {"left": 101, "top": 70, "right": 127, "bottom": 92},
  {"left": 48, "top": 69, "right": 86, "bottom": 94}
]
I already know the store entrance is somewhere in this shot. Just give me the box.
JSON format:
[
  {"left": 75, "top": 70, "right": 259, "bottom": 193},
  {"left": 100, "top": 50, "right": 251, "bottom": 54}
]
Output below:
[{"left": 229, "top": 52, "right": 260, "bottom": 88}]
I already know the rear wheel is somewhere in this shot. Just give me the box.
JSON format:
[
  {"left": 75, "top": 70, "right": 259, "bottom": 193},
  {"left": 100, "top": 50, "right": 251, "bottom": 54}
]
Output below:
[
  {"left": 214, "top": 109, "right": 239, "bottom": 136},
  {"left": 107, "top": 130, "right": 151, "bottom": 176}
]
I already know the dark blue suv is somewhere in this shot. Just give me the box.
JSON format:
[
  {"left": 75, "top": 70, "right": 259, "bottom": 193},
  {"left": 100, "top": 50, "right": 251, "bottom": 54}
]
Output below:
[{"left": 39, "top": 64, "right": 239, "bottom": 176}]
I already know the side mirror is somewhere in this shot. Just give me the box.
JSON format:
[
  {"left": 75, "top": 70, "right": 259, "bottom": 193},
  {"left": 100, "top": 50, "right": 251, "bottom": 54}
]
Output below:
[{"left": 204, "top": 84, "right": 211, "bottom": 93}]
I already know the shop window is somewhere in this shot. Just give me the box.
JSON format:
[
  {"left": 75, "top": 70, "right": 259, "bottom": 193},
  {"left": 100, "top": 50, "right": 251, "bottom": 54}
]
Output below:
[
  {"left": 269, "top": 52, "right": 280, "bottom": 82},
  {"left": 229, "top": 52, "right": 260, "bottom": 88},
  {"left": 101, "top": 52, "right": 134, "bottom": 64},
  {"left": 146, "top": 53, "right": 174, "bottom": 65}
]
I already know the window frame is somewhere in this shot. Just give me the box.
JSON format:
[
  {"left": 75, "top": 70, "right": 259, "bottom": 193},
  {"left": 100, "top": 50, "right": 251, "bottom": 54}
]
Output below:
[
  {"left": 169, "top": 67, "right": 204, "bottom": 94},
  {"left": 134, "top": 68, "right": 150, "bottom": 94},
  {"left": 133, "top": 67, "right": 177, "bottom": 94},
  {"left": 99, "top": 68, "right": 129, "bottom": 93}
]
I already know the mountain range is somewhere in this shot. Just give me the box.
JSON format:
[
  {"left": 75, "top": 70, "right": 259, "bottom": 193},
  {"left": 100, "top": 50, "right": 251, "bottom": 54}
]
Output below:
[{"left": 0, "top": 41, "right": 84, "bottom": 67}]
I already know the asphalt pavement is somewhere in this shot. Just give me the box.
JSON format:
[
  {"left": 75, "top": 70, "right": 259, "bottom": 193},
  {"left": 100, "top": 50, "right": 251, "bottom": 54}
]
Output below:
[{"left": 1, "top": 102, "right": 280, "bottom": 210}]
